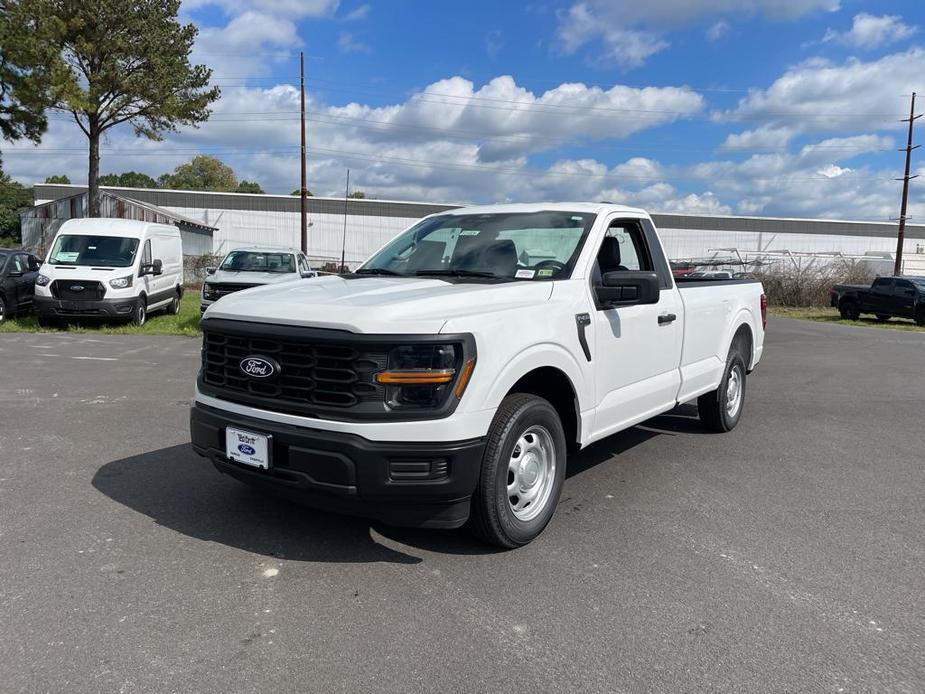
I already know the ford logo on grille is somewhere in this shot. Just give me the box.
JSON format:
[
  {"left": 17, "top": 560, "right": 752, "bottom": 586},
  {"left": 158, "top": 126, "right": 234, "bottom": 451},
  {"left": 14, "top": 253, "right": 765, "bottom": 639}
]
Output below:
[
  {"left": 238, "top": 443, "right": 256, "bottom": 455},
  {"left": 69, "top": 285, "right": 86, "bottom": 292},
  {"left": 239, "top": 356, "right": 279, "bottom": 379}
]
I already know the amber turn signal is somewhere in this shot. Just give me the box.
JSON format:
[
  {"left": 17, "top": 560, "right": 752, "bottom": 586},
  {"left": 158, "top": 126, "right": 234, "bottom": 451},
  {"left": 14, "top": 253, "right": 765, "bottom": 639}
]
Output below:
[
  {"left": 454, "top": 359, "right": 476, "bottom": 399},
  {"left": 375, "top": 369, "right": 456, "bottom": 385}
]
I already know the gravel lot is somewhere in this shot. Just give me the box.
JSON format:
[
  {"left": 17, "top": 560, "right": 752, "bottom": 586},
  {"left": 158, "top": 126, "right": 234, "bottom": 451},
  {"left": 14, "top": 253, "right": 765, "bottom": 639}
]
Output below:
[{"left": 1, "top": 318, "right": 923, "bottom": 693}]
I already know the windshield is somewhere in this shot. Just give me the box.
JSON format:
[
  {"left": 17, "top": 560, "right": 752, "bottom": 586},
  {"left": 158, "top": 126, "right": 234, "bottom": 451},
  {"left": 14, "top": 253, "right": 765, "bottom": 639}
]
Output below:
[
  {"left": 359, "top": 211, "right": 596, "bottom": 280},
  {"left": 220, "top": 251, "right": 296, "bottom": 273},
  {"left": 909, "top": 277, "right": 925, "bottom": 291},
  {"left": 49, "top": 235, "right": 139, "bottom": 267}
]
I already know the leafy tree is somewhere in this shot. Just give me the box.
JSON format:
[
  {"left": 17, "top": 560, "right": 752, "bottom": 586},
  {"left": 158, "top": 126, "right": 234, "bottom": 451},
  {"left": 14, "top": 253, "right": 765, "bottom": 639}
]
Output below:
[
  {"left": 99, "top": 171, "right": 158, "bottom": 188},
  {"left": 8, "top": 0, "right": 220, "bottom": 216},
  {"left": 158, "top": 155, "right": 238, "bottom": 191},
  {"left": 0, "top": 170, "right": 33, "bottom": 243},
  {"left": 290, "top": 188, "right": 313, "bottom": 196},
  {"left": 44, "top": 174, "right": 70, "bottom": 184},
  {"left": 347, "top": 190, "right": 366, "bottom": 199},
  {"left": 0, "top": 1, "right": 51, "bottom": 152},
  {"left": 236, "top": 180, "right": 264, "bottom": 194}
]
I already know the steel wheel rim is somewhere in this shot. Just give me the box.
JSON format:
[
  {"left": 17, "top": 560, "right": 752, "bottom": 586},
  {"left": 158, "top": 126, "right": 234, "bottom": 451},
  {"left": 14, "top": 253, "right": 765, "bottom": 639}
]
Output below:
[
  {"left": 137, "top": 305, "right": 146, "bottom": 325},
  {"left": 0, "top": 300, "right": 5, "bottom": 322},
  {"left": 725, "top": 365, "right": 743, "bottom": 418},
  {"left": 507, "top": 425, "right": 556, "bottom": 522}
]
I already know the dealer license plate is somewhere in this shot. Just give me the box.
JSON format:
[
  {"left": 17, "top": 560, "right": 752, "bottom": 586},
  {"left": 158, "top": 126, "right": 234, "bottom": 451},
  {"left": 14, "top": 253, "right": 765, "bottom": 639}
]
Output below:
[{"left": 225, "top": 427, "right": 271, "bottom": 469}]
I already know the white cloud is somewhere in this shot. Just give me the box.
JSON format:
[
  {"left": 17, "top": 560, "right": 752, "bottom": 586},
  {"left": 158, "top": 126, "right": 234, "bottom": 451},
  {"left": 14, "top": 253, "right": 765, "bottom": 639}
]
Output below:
[
  {"left": 337, "top": 32, "right": 370, "bottom": 54},
  {"left": 822, "top": 13, "right": 917, "bottom": 50},
  {"left": 720, "top": 126, "right": 795, "bottom": 151},
  {"left": 724, "top": 48, "right": 925, "bottom": 135},
  {"left": 343, "top": 3, "right": 370, "bottom": 21},
  {"left": 556, "top": 0, "right": 839, "bottom": 67},
  {"left": 183, "top": 0, "right": 340, "bottom": 18},
  {"left": 706, "top": 20, "right": 729, "bottom": 41},
  {"left": 194, "top": 11, "right": 300, "bottom": 77}
]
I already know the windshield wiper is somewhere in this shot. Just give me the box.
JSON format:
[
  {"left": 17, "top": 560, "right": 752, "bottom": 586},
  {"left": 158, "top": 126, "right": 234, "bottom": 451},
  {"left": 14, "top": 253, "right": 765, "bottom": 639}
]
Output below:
[
  {"left": 354, "top": 267, "right": 404, "bottom": 276},
  {"left": 415, "top": 269, "right": 503, "bottom": 279}
]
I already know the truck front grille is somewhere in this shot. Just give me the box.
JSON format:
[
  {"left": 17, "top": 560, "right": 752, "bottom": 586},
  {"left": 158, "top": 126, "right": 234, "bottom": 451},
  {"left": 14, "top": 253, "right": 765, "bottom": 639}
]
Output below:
[
  {"left": 205, "top": 283, "right": 259, "bottom": 300},
  {"left": 200, "top": 328, "right": 388, "bottom": 413},
  {"left": 51, "top": 280, "right": 105, "bottom": 301}
]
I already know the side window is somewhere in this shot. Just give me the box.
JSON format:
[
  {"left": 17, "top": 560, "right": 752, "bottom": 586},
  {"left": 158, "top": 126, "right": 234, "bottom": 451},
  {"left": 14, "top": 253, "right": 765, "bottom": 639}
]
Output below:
[
  {"left": 872, "top": 277, "right": 892, "bottom": 292},
  {"left": 593, "top": 223, "right": 652, "bottom": 283},
  {"left": 28, "top": 255, "right": 40, "bottom": 272},
  {"left": 12, "top": 255, "right": 26, "bottom": 273},
  {"left": 895, "top": 279, "right": 913, "bottom": 292},
  {"left": 142, "top": 239, "right": 152, "bottom": 265}
]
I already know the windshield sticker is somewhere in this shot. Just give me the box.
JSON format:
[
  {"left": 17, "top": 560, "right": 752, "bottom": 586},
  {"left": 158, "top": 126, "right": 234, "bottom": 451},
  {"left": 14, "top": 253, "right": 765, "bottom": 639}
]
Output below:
[
  {"left": 55, "top": 251, "right": 80, "bottom": 262},
  {"left": 515, "top": 269, "right": 536, "bottom": 279},
  {"left": 536, "top": 268, "right": 555, "bottom": 278}
]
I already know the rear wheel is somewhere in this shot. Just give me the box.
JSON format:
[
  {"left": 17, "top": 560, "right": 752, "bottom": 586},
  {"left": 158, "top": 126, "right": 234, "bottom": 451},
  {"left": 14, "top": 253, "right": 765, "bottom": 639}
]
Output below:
[
  {"left": 915, "top": 307, "right": 925, "bottom": 327},
  {"left": 131, "top": 298, "right": 147, "bottom": 327},
  {"left": 876, "top": 314, "right": 891, "bottom": 322},
  {"left": 839, "top": 301, "right": 860, "bottom": 320},
  {"left": 37, "top": 316, "right": 59, "bottom": 329},
  {"left": 469, "top": 393, "right": 567, "bottom": 549},
  {"left": 698, "top": 344, "right": 747, "bottom": 433},
  {"left": 0, "top": 295, "right": 7, "bottom": 324},
  {"left": 167, "top": 291, "right": 181, "bottom": 315}
]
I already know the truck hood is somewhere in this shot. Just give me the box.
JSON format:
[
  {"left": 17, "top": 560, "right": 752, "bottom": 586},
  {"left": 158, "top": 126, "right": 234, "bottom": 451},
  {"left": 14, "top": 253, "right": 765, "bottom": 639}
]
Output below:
[
  {"left": 206, "top": 269, "right": 299, "bottom": 285},
  {"left": 41, "top": 265, "right": 129, "bottom": 282},
  {"left": 204, "top": 275, "right": 554, "bottom": 334}
]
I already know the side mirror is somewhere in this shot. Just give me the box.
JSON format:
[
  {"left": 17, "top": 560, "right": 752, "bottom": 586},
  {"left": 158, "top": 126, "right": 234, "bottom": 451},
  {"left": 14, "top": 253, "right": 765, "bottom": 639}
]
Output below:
[
  {"left": 205, "top": 267, "right": 217, "bottom": 275},
  {"left": 152, "top": 259, "right": 163, "bottom": 275},
  {"left": 301, "top": 270, "right": 316, "bottom": 278},
  {"left": 595, "top": 271, "right": 660, "bottom": 309}
]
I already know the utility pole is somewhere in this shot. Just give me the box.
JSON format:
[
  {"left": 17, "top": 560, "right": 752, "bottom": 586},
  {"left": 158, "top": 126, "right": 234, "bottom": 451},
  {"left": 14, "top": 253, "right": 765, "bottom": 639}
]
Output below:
[
  {"left": 894, "top": 92, "right": 920, "bottom": 276},
  {"left": 341, "top": 169, "right": 350, "bottom": 272},
  {"left": 300, "top": 51, "right": 308, "bottom": 255}
]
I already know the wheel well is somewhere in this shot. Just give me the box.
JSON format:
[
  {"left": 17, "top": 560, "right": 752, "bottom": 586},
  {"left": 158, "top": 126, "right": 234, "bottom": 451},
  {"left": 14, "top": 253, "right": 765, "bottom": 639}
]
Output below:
[
  {"left": 732, "top": 323, "right": 753, "bottom": 368},
  {"left": 507, "top": 367, "right": 579, "bottom": 451}
]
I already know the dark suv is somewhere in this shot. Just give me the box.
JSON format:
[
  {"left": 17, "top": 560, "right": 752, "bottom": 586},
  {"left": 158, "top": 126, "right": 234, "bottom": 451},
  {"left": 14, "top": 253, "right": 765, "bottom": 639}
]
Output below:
[{"left": 0, "top": 250, "right": 42, "bottom": 324}]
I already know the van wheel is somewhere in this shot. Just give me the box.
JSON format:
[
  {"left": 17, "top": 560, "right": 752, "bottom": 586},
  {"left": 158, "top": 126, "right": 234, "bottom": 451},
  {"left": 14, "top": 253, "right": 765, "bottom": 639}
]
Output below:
[
  {"left": 469, "top": 393, "right": 567, "bottom": 549},
  {"left": 876, "top": 314, "right": 891, "bottom": 322},
  {"left": 839, "top": 301, "right": 860, "bottom": 320},
  {"left": 167, "top": 291, "right": 181, "bottom": 315},
  {"left": 698, "top": 345, "right": 747, "bottom": 433},
  {"left": 131, "top": 299, "right": 147, "bottom": 327}
]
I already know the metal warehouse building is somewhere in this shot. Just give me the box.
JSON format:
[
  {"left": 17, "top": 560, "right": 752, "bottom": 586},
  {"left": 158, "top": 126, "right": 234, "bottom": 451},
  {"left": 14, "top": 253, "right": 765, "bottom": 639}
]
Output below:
[{"left": 25, "top": 183, "right": 925, "bottom": 273}]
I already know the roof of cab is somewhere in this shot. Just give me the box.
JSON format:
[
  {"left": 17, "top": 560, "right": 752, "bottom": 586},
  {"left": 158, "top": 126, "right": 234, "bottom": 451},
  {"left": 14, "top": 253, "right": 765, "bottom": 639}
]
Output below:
[
  {"left": 58, "top": 218, "right": 180, "bottom": 238},
  {"left": 225, "top": 246, "right": 301, "bottom": 255},
  {"left": 435, "top": 202, "right": 648, "bottom": 217}
]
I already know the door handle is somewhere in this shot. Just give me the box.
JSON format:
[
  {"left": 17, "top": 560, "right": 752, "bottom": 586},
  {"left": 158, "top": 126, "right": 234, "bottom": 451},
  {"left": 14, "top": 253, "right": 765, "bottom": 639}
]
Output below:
[{"left": 658, "top": 313, "right": 677, "bottom": 325}]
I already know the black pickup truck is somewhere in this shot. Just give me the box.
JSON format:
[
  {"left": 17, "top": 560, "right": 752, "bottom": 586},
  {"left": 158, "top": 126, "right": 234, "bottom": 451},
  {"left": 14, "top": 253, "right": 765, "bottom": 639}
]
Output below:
[{"left": 830, "top": 276, "right": 925, "bottom": 325}]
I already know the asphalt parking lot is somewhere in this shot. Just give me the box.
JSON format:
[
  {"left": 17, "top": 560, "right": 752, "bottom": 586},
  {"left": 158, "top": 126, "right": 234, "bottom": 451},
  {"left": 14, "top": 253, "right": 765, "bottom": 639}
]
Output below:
[{"left": 1, "top": 319, "right": 923, "bottom": 693}]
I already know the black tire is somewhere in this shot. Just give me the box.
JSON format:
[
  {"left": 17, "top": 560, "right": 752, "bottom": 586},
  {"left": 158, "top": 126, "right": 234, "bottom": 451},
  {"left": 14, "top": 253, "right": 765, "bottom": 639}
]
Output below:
[
  {"left": 875, "top": 314, "right": 891, "bottom": 322},
  {"left": 0, "top": 294, "right": 7, "bottom": 324},
  {"left": 469, "top": 393, "right": 567, "bottom": 549},
  {"left": 839, "top": 301, "right": 860, "bottom": 320},
  {"left": 916, "top": 307, "right": 925, "bottom": 327},
  {"left": 37, "top": 315, "right": 59, "bottom": 329},
  {"left": 167, "top": 291, "right": 181, "bottom": 315},
  {"left": 131, "top": 298, "right": 147, "bottom": 326},
  {"left": 698, "top": 346, "right": 747, "bottom": 433}
]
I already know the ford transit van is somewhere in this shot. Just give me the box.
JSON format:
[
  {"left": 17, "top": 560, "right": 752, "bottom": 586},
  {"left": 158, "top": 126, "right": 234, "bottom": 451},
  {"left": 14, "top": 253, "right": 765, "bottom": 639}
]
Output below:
[{"left": 34, "top": 218, "right": 184, "bottom": 326}]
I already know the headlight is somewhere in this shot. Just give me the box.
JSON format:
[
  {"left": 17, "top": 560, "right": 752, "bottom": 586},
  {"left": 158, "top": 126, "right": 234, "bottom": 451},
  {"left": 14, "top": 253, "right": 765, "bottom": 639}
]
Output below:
[
  {"left": 202, "top": 283, "right": 216, "bottom": 300},
  {"left": 35, "top": 273, "right": 51, "bottom": 287},
  {"left": 109, "top": 275, "right": 133, "bottom": 289},
  {"left": 375, "top": 344, "right": 474, "bottom": 409}
]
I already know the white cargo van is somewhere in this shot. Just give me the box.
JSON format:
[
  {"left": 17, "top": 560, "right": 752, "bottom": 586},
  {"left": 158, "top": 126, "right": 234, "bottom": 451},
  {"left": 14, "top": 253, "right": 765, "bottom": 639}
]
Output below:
[{"left": 34, "top": 218, "right": 184, "bottom": 326}]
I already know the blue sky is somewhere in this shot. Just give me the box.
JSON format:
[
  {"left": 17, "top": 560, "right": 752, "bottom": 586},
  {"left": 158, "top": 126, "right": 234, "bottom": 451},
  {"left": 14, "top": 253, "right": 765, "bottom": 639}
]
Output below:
[{"left": 6, "top": 0, "right": 925, "bottom": 220}]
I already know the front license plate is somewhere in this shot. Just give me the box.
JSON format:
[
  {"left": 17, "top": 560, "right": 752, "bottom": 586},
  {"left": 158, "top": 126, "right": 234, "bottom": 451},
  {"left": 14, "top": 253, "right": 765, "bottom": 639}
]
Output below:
[{"left": 225, "top": 427, "right": 271, "bottom": 469}]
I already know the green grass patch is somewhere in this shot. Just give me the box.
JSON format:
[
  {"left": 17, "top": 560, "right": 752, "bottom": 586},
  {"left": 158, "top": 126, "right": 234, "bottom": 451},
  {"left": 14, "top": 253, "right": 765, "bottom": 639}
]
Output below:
[
  {"left": 0, "top": 292, "right": 202, "bottom": 337},
  {"left": 770, "top": 306, "right": 925, "bottom": 333}
]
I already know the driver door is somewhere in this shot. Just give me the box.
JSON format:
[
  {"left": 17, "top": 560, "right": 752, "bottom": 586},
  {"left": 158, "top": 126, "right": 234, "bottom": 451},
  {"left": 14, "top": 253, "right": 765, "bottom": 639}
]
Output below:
[{"left": 589, "top": 219, "right": 682, "bottom": 438}]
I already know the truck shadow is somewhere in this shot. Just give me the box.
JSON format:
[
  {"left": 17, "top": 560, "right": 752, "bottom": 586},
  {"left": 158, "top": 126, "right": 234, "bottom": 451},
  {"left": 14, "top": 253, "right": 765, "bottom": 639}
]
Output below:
[
  {"left": 92, "top": 444, "right": 424, "bottom": 565},
  {"left": 92, "top": 404, "right": 709, "bottom": 561}
]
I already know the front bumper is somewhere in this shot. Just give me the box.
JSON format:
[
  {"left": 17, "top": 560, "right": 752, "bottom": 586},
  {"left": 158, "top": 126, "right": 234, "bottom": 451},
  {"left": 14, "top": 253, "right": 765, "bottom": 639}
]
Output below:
[
  {"left": 34, "top": 294, "right": 136, "bottom": 319},
  {"left": 190, "top": 402, "right": 486, "bottom": 528}
]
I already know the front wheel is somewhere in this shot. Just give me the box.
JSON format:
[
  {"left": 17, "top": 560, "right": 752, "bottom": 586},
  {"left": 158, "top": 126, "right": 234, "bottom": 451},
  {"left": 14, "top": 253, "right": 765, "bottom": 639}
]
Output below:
[
  {"left": 915, "top": 307, "right": 925, "bottom": 327},
  {"left": 131, "top": 299, "right": 147, "bottom": 327},
  {"left": 469, "top": 394, "right": 567, "bottom": 549},
  {"left": 698, "top": 349, "right": 747, "bottom": 433},
  {"left": 876, "top": 314, "right": 891, "bottom": 322},
  {"left": 0, "top": 295, "right": 7, "bottom": 324}
]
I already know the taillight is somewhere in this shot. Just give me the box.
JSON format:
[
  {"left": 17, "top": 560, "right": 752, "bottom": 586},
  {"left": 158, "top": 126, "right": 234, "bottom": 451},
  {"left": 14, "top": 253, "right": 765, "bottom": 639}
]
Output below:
[{"left": 760, "top": 293, "right": 768, "bottom": 330}]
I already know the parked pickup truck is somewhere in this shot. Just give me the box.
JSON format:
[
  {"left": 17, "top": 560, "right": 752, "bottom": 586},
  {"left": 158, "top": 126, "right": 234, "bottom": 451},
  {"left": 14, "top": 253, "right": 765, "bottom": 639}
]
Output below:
[
  {"left": 190, "top": 203, "right": 766, "bottom": 547},
  {"left": 830, "top": 276, "right": 925, "bottom": 325}
]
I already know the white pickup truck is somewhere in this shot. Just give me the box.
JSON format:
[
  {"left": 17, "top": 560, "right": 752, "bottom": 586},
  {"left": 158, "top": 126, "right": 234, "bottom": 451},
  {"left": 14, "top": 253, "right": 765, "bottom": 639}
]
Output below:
[{"left": 191, "top": 203, "right": 766, "bottom": 547}]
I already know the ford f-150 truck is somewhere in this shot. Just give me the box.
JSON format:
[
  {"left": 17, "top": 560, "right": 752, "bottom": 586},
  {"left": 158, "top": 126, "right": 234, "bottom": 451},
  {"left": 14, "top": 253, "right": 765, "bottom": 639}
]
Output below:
[
  {"left": 190, "top": 203, "right": 766, "bottom": 547},
  {"left": 830, "top": 276, "right": 925, "bottom": 325}
]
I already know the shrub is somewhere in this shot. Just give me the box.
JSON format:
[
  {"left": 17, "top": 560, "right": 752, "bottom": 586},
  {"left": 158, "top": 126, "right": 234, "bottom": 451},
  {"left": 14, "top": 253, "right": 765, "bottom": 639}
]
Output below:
[{"left": 752, "top": 258, "right": 874, "bottom": 307}]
